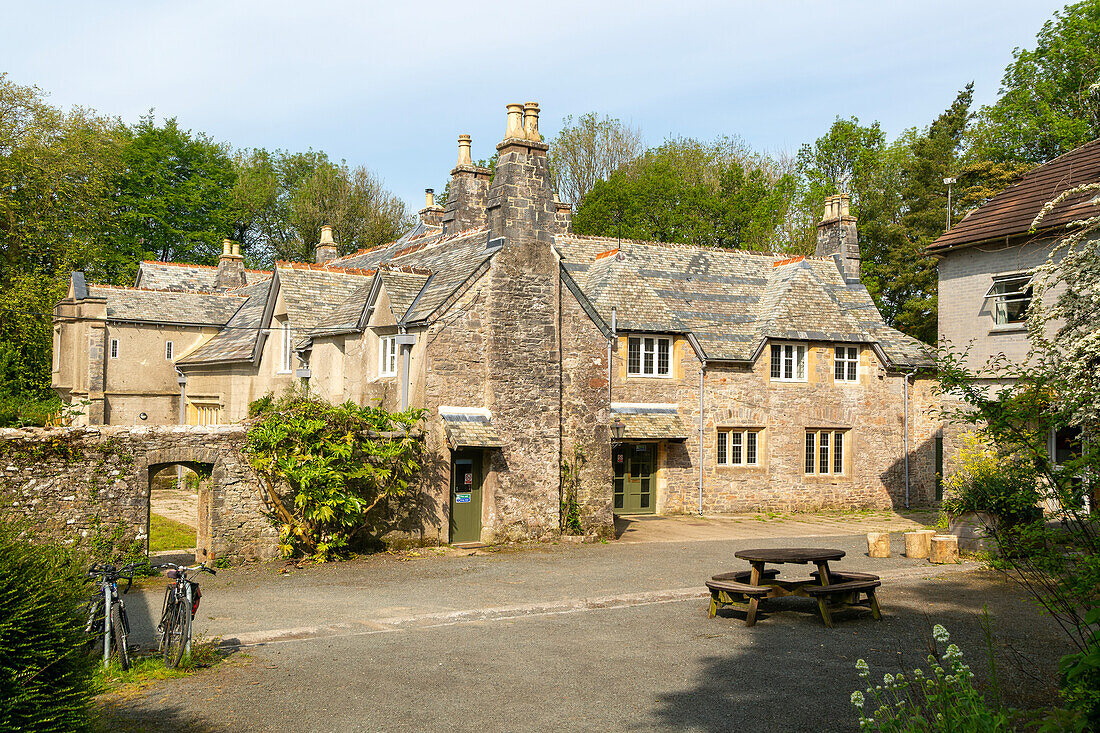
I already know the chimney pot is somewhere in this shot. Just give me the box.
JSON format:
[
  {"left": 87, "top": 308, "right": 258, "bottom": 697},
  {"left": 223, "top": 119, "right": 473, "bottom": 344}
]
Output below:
[
  {"left": 457, "top": 134, "right": 473, "bottom": 166},
  {"left": 319, "top": 225, "right": 335, "bottom": 245},
  {"left": 523, "top": 102, "right": 540, "bottom": 141},
  {"left": 231, "top": 242, "right": 240, "bottom": 256},
  {"left": 425, "top": 188, "right": 435, "bottom": 208},
  {"left": 839, "top": 193, "right": 851, "bottom": 218},
  {"left": 222, "top": 239, "right": 233, "bottom": 256},
  {"left": 505, "top": 103, "right": 524, "bottom": 140},
  {"left": 315, "top": 226, "right": 338, "bottom": 263}
]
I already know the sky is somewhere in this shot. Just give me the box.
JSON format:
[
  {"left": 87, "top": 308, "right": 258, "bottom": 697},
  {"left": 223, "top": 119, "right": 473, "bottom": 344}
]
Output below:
[{"left": 1, "top": 0, "right": 1072, "bottom": 211}]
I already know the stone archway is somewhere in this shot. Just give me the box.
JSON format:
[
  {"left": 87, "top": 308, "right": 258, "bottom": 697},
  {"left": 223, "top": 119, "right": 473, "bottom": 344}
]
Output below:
[{"left": 142, "top": 447, "right": 221, "bottom": 562}]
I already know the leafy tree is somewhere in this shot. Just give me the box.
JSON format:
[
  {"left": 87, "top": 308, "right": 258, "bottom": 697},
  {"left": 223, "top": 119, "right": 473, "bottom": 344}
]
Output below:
[
  {"left": 231, "top": 150, "right": 411, "bottom": 265},
  {"left": 0, "top": 74, "right": 124, "bottom": 420},
  {"left": 114, "top": 114, "right": 237, "bottom": 264},
  {"left": 970, "top": 0, "right": 1100, "bottom": 165},
  {"left": 549, "top": 112, "right": 643, "bottom": 208},
  {"left": 245, "top": 393, "right": 426, "bottom": 561}
]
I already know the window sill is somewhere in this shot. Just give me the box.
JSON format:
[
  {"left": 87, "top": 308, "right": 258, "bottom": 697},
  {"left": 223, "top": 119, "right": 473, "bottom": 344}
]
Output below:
[
  {"left": 276, "top": 370, "right": 293, "bottom": 375},
  {"left": 716, "top": 464, "right": 765, "bottom": 471},
  {"left": 769, "top": 378, "right": 808, "bottom": 384},
  {"left": 988, "top": 324, "right": 1028, "bottom": 334},
  {"left": 626, "top": 373, "right": 674, "bottom": 379}
]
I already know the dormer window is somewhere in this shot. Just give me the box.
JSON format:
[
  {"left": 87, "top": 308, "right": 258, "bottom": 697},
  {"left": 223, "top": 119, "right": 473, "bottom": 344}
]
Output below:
[
  {"left": 834, "top": 345, "right": 858, "bottom": 383},
  {"left": 985, "top": 274, "right": 1033, "bottom": 325},
  {"left": 769, "top": 343, "right": 806, "bottom": 382},
  {"left": 627, "top": 336, "right": 671, "bottom": 377},
  {"left": 379, "top": 335, "right": 397, "bottom": 377}
]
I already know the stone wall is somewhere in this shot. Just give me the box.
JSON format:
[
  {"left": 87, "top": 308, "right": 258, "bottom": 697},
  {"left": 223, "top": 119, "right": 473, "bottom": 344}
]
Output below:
[{"left": 0, "top": 425, "right": 278, "bottom": 562}]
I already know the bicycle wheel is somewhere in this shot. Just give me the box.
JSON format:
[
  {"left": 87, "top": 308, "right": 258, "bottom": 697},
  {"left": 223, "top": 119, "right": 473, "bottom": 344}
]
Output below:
[
  {"left": 110, "top": 603, "right": 130, "bottom": 671},
  {"left": 82, "top": 597, "right": 103, "bottom": 656},
  {"left": 163, "top": 598, "right": 190, "bottom": 668},
  {"left": 156, "top": 585, "right": 173, "bottom": 653}
]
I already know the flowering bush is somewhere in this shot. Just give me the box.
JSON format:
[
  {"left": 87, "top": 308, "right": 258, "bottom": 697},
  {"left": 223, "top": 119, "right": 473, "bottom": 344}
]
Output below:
[
  {"left": 850, "top": 625, "right": 1009, "bottom": 732},
  {"left": 941, "top": 431, "right": 1042, "bottom": 527}
]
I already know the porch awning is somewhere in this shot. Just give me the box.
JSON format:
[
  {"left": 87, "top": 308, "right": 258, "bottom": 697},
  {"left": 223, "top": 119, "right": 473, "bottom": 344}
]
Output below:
[
  {"left": 440, "top": 408, "right": 504, "bottom": 450},
  {"left": 611, "top": 403, "right": 691, "bottom": 441}
]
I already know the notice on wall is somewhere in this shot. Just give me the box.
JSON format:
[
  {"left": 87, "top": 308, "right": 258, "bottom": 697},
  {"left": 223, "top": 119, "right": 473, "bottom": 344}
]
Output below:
[
  {"left": 456, "top": 493, "right": 472, "bottom": 504},
  {"left": 464, "top": 473, "right": 473, "bottom": 485}
]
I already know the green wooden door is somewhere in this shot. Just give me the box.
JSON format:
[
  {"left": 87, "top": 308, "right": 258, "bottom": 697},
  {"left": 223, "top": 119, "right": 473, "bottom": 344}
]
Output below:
[
  {"left": 613, "top": 443, "right": 655, "bottom": 514},
  {"left": 450, "top": 452, "right": 483, "bottom": 543}
]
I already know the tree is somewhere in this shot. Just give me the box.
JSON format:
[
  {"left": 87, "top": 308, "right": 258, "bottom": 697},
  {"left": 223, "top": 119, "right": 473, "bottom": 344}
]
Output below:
[
  {"left": 114, "top": 114, "right": 238, "bottom": 264},
  {"left": 231, "top": 150, "right": 411, "bottom": 265},
  {"left": 549, "top": 112, "right": 643, "bottom": 208},
  {"left": 971, "top": 0, "right": 1100, "bottom": 165},
  {"left": 0, "top": 74, "right": 124, "bottom": 420}
]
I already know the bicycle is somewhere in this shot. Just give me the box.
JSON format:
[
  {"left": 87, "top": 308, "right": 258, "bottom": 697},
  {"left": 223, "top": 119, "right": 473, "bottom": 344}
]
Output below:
[
  {"left": 84, "top": 562, "right": 144, "bottom": 670},
  {"left": 155, "top": 562, "right": 215, "bottom": 668}
]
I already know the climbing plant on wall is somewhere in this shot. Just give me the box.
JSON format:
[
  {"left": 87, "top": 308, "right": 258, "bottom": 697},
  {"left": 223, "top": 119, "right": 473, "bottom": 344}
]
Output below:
[{"left": 244, "top": 393, "right": 426, "bottom": 562}]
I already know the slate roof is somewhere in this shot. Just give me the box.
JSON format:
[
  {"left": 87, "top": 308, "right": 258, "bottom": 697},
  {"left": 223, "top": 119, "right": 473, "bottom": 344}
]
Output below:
[
  {"left": 610, "top": 404, "right": 691, "bottom": 440},
  {"left": 440, "top": 411, "right": 505, "bottom": 449},
  {"left": 557, "top": 235, "right": 932, "bottom": 369},
  {"left": 85, "top": 286, "right": 246, "bottom": 326},
  {"left": 134, "top": 261, "right": 269, "bottom": 291},
  {"left": 176, "top": 280, "right": 272, "bottom": 364},
  {"left": 929, "top": 137, "right": 1100, "bottom": 253}
]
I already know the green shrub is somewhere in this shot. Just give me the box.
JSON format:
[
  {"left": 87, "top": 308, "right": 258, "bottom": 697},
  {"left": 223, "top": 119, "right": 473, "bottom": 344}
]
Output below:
[
  {"left": 0, "top": 516, "right": 97, "bottom": 732},
  {"left": 0, "top": 393, "right": 62, "bottom": 428},
  {"left": 942, "top": 432, "right": 1043, "bottom": 526}
]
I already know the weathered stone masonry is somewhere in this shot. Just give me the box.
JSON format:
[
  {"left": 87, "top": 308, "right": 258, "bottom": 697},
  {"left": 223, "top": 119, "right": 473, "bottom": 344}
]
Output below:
[{"left": 0, "top": 426, "right": 278, "bottom": 562}]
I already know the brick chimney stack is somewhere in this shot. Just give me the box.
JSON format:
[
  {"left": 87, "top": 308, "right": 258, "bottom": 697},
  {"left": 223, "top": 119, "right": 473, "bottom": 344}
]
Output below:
[
  {"left": 815, "top": 193, "right": 860, "bottom": 282},
  {"left": 315, "top": 225, "right": 338, "bottom": 264},
  {"left": 215, "top": 239, "right": 247, "bottom": 289},
  {"left": 441, "top": 134, "right": 491, "bottom": 234},
  {"left": 419, "top": 188, "right": 444, "bottom": 227}
]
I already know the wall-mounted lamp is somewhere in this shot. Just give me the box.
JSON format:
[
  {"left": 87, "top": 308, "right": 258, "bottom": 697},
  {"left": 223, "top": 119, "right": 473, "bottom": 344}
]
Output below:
[{"left": 611, "top": 419, "right": 626, "bottom": 442}]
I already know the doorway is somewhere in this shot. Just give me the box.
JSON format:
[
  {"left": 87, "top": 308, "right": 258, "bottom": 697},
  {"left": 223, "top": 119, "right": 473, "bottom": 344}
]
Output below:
[
  {"left": 613, "top": 442, "right": 655, "bottom": 514},
  {"left": 449, "top": 450, "right": 484, "bottom": 544},
  {"left": 147, "top": 462, "right": 213, "bottom": 563}
]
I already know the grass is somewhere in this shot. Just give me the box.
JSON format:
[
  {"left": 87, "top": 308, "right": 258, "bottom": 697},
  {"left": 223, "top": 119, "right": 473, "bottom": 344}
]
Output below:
[
  {"left": 93, "top": 635, "right": 227, "bottom": 694},
  {"left": 149, "top": 513, "right": 196, "bottom": 553}
]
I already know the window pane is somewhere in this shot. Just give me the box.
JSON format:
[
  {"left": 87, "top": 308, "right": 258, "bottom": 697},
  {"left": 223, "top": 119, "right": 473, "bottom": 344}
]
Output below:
[
  {"left": 796, "top": 346, "right": 806, "bottom": 380},
  {"left": 784, "top": 344, "right": 793, "bottom": 379},
  {"left": 746, "top": 431, "right": 757, "bottom": 465},
  {"left": 805, "top": 432, "right": 815, "bottom": 474},
  {"left": 847, "top": 357, "right": 857, "bottom": 382},
  {"left": 731, "top": 432, "right": 742, "bottom": 464},
  {"left": 643, "top": 338, "right": 655, "bottom": 375},
  {"left": 717, "top": 431, "right": 727, "bottom": 465},
  {"left": 834, "top": 347, "right": 844, "bottom": 381},
  {"left": 628, "top": 338, "right": 641, "bottom": 374},
  {"left": 770, "top": 345, "right": 781, "bottom": 378},
  {"left": 819, "top": 431, "right": 829, "bottom": 473},
  {"left": 834, "top": 432, "right": 844, "bottom": 474},
  {"left": 657, "top": 339, "right": 670, "bottom": 375}
]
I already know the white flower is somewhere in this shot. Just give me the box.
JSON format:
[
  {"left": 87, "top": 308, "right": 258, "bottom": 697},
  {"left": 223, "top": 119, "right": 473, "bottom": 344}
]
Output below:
[
  {"left": 851, "top": 691, "right": 865, "bottom": 709},
  {"left": 932, "top": 624, "right": 950, "bottom": 644},
  {"left": 883, "top": 673, "right": 895, "bottom": 686},
  {"left": 856, "top": 659, "right": 869, "bottom": 675},
  {"left": 944, "top": 643, "right": 962, "bottom": 660}
]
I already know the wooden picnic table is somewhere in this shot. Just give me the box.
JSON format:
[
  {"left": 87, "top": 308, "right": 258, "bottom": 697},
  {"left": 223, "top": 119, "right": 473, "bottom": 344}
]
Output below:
[{"left": 706, "top": 547, "right": 881, "bottom": 627}]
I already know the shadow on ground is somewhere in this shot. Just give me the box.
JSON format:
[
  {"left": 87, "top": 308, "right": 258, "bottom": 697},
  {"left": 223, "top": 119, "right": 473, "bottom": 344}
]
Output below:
[
  {"left": 97, "top": 700, "right": 219, "bottom": 733},
  {"left": 653, "top": 571, "right": 1063, "bottom": 732}
]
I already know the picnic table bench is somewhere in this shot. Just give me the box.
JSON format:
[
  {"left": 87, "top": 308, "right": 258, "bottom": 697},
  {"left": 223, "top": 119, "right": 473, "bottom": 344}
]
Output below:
[{"left": 707, "top": 548, "right": 883, "bottom": 627}]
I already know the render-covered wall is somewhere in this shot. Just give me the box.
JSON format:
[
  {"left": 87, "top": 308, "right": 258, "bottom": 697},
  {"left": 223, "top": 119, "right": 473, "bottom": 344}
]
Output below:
[
  {"left": 937, "top": 237, "right": 1066, "bottom": 376},
  {"left": 0, "top": 425, "right": 278, "bottom": 562}
]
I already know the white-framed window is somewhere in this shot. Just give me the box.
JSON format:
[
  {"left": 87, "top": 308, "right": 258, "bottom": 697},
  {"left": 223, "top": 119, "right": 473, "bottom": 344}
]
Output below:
[
  {"left": 769, "top": 342, "right": 806, "bottom": 381},
  {"left": 53, "top": 328, "right": 61, "bottom": 371},
  {"left": 627, "top": 336, "right": 672, "bottom": 377},
  {"left": 834, "top": 345, "right": 858, "bottom": 383},
  {"left": 165, "top": 341, "right": 174, "bottom": 360},
  {"left": 279, "top": 321, "right": 293, "bottom": 373},
  {"left": 985, "top": 274, "right": 1033, "bottom": 325},
  {"left": 190, "top": 402, "right": 221, "bottom": 426},
  {"left": 717, "top": 429, "right": 761, "bottom": 466},
  {"left": 110, "top": 339, "right": 119, "bottom": 359},
  {"left": 379, "top": 335, "right": 397, "bottom": 376},
  {"left": 805, "top": 429, "right": 847, "bottom": 475}
]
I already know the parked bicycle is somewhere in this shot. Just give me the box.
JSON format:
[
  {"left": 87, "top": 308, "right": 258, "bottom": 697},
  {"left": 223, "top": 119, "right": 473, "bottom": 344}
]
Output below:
[
  {"left": 155, "top": 562, "right": 215, "bottom": 667},
  {"left": 84, "top": 561, "right": 145, "bottom": 670}
]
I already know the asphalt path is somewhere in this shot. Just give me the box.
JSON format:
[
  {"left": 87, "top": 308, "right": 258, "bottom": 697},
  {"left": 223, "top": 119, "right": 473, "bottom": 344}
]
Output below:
[{"left": 105, "top": 534, "right": 1068, "bottom": 732}]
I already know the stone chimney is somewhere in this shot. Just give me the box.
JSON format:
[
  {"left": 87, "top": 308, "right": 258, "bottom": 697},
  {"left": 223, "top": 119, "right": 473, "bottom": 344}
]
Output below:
[
  {"left": 486, "top": 101, "right": 564, "bottom": 244},
  {"left": 815, "top": 194, "right": 860, "bottom": 282},
  {"left": 215, "top": 239, "right": 247, "bottom": 289},
  {"left": 441, "top": 134, "right": 491, "bottom": 233},
  {"left": 315, "top": 225, "right": 338, "bottom": 264},
  {"left": 419, "top": 188, "right": 444, "bottom": 227}
]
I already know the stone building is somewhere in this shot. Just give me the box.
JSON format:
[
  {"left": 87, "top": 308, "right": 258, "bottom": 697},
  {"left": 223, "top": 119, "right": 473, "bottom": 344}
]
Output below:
[{"left": 54, "top": 101, "right": 941, "bottom": 542}]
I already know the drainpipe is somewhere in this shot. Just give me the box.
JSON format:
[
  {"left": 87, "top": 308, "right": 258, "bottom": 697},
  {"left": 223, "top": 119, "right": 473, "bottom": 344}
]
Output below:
[
  {"left": 175, "top": 368, "right": 186, "bottom": 490},
  {"left": 903, "top": 368, "right": 917, "bottom": 509},
  {"left": 698, "top": 360, "right": 706, "bottom": 515},
  {"left": 608, "top": 308, "right": 616, "bottom": 406},
  {"left": 396, "top": 329, "right": 417, "bottom": 411}
]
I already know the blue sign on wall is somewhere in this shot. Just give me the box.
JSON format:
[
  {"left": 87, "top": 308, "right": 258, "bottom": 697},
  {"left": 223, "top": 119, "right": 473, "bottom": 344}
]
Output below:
[{"left": 456, "top": 493, "right": 472, "bottom": 504}]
